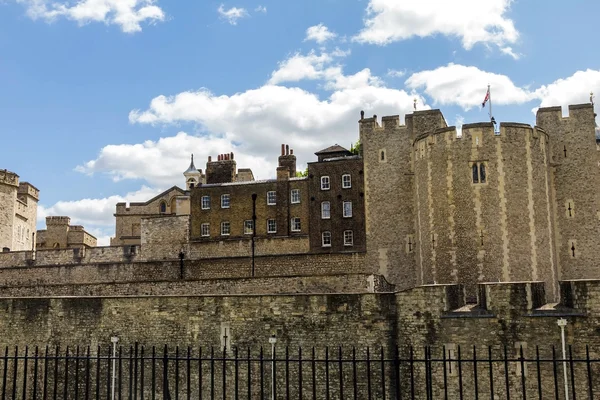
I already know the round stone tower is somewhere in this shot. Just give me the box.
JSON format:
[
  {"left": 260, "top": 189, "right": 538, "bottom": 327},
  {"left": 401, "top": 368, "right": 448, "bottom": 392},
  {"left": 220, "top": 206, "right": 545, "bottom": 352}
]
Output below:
[{"left": 413, "top": 122, "right": 559, "bottom": 298}]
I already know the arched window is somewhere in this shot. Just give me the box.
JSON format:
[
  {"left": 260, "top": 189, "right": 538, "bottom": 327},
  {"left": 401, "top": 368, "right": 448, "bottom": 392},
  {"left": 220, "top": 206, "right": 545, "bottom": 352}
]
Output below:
[
  {"left": 472, "top": 164, "right": 479, "bottom": 183},
  {"left": 159, "top": 201, "right": 167, "bottom": 213},
  {"left": 479, "top": 164, "right": 486, "bottom": 183}
]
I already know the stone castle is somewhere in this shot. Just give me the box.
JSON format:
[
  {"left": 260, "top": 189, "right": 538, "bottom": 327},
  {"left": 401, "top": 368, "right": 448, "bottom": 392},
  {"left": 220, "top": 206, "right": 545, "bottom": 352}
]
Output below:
[
  {"left": 0, "top": 103, "right": 599, "bottom": 397},
  {"left": 0, "top": 169, "right": 38, "bottom": 252}
]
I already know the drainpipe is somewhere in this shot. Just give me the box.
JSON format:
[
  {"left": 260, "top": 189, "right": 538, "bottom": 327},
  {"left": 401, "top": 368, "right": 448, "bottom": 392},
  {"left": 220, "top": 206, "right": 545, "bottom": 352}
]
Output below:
[
  {"left": 557, "top": 318, "right": 569, "bottom": 400},
  {"left": 110, "top": 336, "right": 119, "bottom": 400}
]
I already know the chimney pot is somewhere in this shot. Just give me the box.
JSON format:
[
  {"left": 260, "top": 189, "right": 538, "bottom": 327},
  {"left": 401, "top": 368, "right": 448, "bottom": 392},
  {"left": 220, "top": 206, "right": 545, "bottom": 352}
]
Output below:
[
  {"left": 230, "top": 152, "right": 234, "bottom": 160},
  {"left": 281, "top": 144, "right": 285, "bottom": 156},
  {"left": 360, "top": 110, "right": 364, "bottom": 120},
  {"left": 208, "top": 156, "right": 212, "bottom": 162},
  {"left": 290, "top": 149, "right": 294, "bottom": 155},
  {"left": 286, "top": 144, "right": 289, "bottom": 155}
]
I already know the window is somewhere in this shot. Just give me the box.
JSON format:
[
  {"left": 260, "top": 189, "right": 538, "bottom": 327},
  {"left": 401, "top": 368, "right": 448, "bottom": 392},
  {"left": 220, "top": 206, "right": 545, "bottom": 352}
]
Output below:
[
  {"left": 291, "top": 217, "right": 301, "bottom": 232},
  {"left": 344, "top": 230, "right": 354, "bottom": 246},
  {"left": 267, "top": 191, "right": 277, "bottom": 205},
  {"left": 472, "top": 163, "right": 487, "bottom": 184},
  {"left": 244, "top": 220, "right": 254, "bottom": 235},
  {"left": 201, "top": 223, "right": 210, "bottom": 237},
  {"left": 381, "top": 150, "right": 386, "bottom": 161},
  {"left": 291, "top": 189, "right": 300, "bottom": 204},
  {"left": 201, "top": 196, "right": 211, "bottom": 210},
  {"left": 221, "top": 194, "right": 231, "bottom": 208},
  {"left": 220, "top": 221, "right": 230, "bottom": 236},
  {"left": 342, "top": 174, "right": 351, "bottom": 189},
  {"left": 322, "top": 231, "right": 332, "bottom": 247},
  {"left": 321, "top": 201, "right": 331, "bottom": 219},
  {"left": 267, "top": 219, "right": 277, "bottom": 234},
  {"left": 159, "top": 201, "right": 167, "bottom": 213},
  {"left": 343, "top": 201, "right": 353, "bottom": 218},
  {"left": 321, "top": 176, "right": 330, "bottom": 190}
]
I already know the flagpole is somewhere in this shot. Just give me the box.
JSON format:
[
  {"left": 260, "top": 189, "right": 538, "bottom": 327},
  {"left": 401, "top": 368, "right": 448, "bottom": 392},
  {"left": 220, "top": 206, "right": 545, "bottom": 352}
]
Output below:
[{"left": 488, "top": 84, "right": 492, "bottom": 123}]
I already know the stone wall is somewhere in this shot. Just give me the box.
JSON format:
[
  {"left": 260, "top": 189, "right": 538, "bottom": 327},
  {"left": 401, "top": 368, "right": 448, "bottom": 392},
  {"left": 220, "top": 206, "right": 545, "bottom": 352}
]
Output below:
[{"left": 0, "top": 252, "right": 366, "bottom": 288}]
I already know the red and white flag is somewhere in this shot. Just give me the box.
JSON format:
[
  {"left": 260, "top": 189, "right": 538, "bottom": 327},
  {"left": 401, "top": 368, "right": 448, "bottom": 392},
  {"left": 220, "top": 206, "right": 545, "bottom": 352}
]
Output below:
[{"left": 481, "top": 87, "right": 490, "bottom": 108}]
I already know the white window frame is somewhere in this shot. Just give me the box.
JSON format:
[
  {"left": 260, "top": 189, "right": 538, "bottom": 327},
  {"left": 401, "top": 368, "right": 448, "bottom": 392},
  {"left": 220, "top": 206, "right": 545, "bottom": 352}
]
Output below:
[
  {"left": 201, "top": 223, "right": 210, "bottom": 237},
  {"left": 221, "top": 194, "right": 230, "bottom": 209},
  {"left": 201, "top": 196, "right": 211, "bottom": 210},
  {"left": 290, "top": 189, "right": 300, "bottom": 204},
  {"left": 291, "top": 217, "right": 301, "bottom": 232},
  {"left": 322, "top": 231, "right": 332, "bottom": 247},
  {"left": 244, "top": 220, "right": 254, "bottom": 235},
  {"left": 344, "top": 230, "right": 354, "bottom": 246},
  {"left": 342, "top": 174, "right": 351, "bottom": 189},
  {"left": 267, "top": 191, "right": 277, "bottom": 205},
  {"left": 220, "top": 221, "right": 230, "bottom": 236},
  {"left": 343, "top": 201, "right": 353, "bottom": 218},
  {"left": 267, "top": 219, "right": 277, "bottom": 234},
  {"left": 321, "top": 201, "right": 331, "bottom": 219},
  {"left": 320, "top": 176, "right": 330, "bottom": 190}
]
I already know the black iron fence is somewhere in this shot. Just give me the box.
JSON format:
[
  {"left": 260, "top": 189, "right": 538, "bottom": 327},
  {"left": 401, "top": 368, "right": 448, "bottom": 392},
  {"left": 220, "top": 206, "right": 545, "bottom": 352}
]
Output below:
[{"left": 0, "top": 344, "right": 597, "bottom": 399}]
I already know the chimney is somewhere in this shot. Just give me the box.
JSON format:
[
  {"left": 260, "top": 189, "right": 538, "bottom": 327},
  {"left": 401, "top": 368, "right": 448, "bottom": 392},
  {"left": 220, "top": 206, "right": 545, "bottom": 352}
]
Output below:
[
  {"left": 278, "top": 143, "right": 297, "bottom": 177},
  {"left": 208, "top": 156, "right": 212, "bottom": 162},
  {"left": 230, "top": 152, "right": 234, "bottom": 160},
  {"left": 360, "top": 110, "right": 364, "bottom": 120}
]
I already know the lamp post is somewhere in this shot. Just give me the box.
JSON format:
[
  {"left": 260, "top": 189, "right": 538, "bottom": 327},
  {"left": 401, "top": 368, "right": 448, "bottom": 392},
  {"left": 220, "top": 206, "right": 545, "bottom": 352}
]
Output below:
[
  {"left": 110, "top": 336, "right": 119, "bottom": 400},
  {"left": 557, "top": 318, "right": 569, "bottom": 400},
  {"left": 178, "top": 249, "right": 185, "bottom": 280},
  {"left": 268, "top": 335, "right": 277, "bottom": 400},
  {"left": 251, "top": 193, "right": 257, "bottom": 277}
]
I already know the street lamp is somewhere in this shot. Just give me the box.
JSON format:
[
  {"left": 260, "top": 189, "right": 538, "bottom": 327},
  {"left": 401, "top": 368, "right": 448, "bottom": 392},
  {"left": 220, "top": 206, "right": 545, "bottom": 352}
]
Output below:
[
  {"left": 269, "top": 335, "right": 277, "bottom": 400},
  {"left": 557, "top": 318, "right": 569, "bottom": 400},
  {"left": 110, "top": 336, "right": 119, "bottom": 400},
  {"left": 251, "top": 193, "right": 257, "bottom": 277}
]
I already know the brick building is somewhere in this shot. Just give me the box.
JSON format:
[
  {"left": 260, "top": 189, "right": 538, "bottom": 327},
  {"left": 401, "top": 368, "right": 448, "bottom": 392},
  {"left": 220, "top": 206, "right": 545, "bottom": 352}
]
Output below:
[{"left": 189, "top": 143, "right": 366, "bottom": 254}]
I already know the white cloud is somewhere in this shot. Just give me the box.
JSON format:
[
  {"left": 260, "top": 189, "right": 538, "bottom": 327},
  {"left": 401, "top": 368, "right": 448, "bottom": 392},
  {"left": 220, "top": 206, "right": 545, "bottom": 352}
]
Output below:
[
  {"left": 38, "top": 186, "right": 161, "bottom": 229},
  {"left": 254, "top": 5, "right": 266, "bottom": 13},
  {"left": 500, "top": 46, "right": 520, "bottom": 60},
  {"left": 268, "top": 51, "right": 338, "bottom": 85},
  {"left": 77, "top": 132, "right": 273, "bottom": 186},
  {"left": 405, "top": 63, "right": 535, "bottom": 110},
  {"left": 305, "top": 23, "right": 337, "bottom": 44},
  {"left": 16, "top": 0, "right": 165, "bottom": 33},
  {"left": 353, "top": 0, "right": 519, "bottom": 54},
  {"left": 534, "top": 69, "right": 600, "bottom": 112},
  {"left": 387, "top": 69, "right": 406, "bottom": 78},
  {"left": 217, "top": 4, "right": 248, "bottom": 25}
]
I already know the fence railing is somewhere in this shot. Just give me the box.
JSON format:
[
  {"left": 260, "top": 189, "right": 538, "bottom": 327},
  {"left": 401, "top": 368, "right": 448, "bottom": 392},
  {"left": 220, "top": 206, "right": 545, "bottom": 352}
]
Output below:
[{"left": 0, "top": 344, "right": 596, "bottom": 399}]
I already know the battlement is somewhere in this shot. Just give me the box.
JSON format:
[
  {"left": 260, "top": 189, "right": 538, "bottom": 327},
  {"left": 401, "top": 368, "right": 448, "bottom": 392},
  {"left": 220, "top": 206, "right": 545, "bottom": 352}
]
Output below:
[
  {"left": 537, "top": 103, "right": 595, "bottom": 120},
  {"left": 45, "top": 216, "right": 71, "bottom": 226},
  {"left": 17, "top": 182, "right": 39, "bottom": 201},
  {"left": 0, "top": 169, "right": 19, "bottom": 188}
]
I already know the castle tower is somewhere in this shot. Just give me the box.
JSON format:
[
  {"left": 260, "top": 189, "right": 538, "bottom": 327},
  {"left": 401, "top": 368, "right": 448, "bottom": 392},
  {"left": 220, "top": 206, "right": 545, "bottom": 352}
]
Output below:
[
  {"left": 412, "top": 122, "right": 559, "bottom": 299},
  {"left": 536, "top": 104, "right": 600, "bottom": 282},
  {"left": 43, "top": 216, "right": 71, "bottom": 248},
  {"left": 0, "top": 170, "right": 19, "bottom": 252},
  {"left": 183, "top": 154, "right": 202, "bottom": 190}
]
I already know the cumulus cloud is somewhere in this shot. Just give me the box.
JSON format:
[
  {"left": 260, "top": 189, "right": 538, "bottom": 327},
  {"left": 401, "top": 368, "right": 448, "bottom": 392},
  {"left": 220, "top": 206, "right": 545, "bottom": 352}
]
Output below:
[
  {"left": 535, "top": 69, "right": 600, "bottom": 112},
  {"left": 38, "top": 186, "right": 161, "bottom": 228},
  {"left": 15, "top": 0, "right": 165, "bottom": 33},
  {"left": 405, "top": 63, "right": 535, "bottom": 110},
  {"left": 305, "top": 23, "right": 337, "bottom": 44},
  {"left": 353, "top": 0, "right": 518, "bottom": 54},
  {"left": 217, "top": 4, "right": 248, "bottom": 25}
]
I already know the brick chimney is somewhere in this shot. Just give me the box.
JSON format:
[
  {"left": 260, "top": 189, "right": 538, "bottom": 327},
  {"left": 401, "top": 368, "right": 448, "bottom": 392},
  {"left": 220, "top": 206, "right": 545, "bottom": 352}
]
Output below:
[
  {"left": 278, "top": 143, "right": 297, "bottom": 177},
  {"left": 206, "top": 153, "right": 237, "bottom": 184}
]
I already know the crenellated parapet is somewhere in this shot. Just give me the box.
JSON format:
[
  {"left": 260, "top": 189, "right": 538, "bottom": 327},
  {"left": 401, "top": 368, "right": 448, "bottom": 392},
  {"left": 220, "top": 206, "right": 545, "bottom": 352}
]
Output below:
[{"left": 0, "top": 170, "right": 19, "bottom": 188}]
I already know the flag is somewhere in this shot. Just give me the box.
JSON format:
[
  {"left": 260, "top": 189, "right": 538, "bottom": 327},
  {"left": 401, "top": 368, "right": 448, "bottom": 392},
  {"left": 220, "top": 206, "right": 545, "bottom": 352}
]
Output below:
[{"left": 482, "top": 87, "right": 490, "bottom": 108}]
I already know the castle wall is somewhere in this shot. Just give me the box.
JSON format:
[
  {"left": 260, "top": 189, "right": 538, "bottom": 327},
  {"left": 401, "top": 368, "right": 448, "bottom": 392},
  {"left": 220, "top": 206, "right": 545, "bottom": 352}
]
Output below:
[
  {"left": 412, "top": 123, "right": 559, "bottom": 298},
  {"left": 140, "top": 214, "right": 190, "bottom": 260},
  {"left": 0, "top": 273, "right": 388, "bottom": 297},
  {"left": 359, "top": 115, "right": 417, "bottom": 286},
  {"left": 536, "top": 104, "right": 600, "bottom": 282}
]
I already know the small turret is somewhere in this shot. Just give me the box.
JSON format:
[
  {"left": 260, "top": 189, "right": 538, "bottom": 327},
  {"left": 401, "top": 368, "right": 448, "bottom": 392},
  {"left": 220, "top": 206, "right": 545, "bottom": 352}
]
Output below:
[{"left": 183, "top": 154, "right": 202, "bottom": 189}]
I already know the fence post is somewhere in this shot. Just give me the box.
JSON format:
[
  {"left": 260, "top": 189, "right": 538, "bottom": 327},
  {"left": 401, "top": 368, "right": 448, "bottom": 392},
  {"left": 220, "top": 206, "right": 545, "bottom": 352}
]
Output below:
[{"left": 163, "top": 345, "right": 171, "bottom": 400}]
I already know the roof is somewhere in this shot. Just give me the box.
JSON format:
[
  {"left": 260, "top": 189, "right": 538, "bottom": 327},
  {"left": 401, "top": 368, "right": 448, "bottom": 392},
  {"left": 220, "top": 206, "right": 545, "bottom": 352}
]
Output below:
[
  {"left": 314, "top": 144, "right": 351, "bottom": 155},
  {"left": 184, "top": 154, "right": 200, "bottom": 175}
]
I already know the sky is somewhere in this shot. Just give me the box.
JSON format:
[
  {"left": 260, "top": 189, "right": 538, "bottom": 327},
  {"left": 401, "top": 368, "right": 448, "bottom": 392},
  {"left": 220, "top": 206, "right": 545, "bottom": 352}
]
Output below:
[{"left": 1, "top": 0, "right": 600, "bottom": 245}]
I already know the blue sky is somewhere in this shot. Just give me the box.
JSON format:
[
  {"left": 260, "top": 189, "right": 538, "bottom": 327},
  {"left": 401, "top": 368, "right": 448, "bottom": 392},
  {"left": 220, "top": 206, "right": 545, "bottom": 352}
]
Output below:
[{"left": 1, "top": 0, "right": 599, "bottom": 244}]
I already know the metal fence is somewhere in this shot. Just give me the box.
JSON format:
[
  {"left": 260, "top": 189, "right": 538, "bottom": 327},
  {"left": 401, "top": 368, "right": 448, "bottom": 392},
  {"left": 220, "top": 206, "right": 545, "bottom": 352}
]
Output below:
[{"left": 0, "top": 344, "right": 597, "bottom": 399}]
